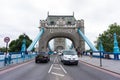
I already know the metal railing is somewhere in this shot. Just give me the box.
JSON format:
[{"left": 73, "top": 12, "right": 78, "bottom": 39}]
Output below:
[
  {"left": 0, "top": 52, "right": 37, "bottom": 68},
  {"left": 83, "top": 51, "right": 120, "bottom": 60}
]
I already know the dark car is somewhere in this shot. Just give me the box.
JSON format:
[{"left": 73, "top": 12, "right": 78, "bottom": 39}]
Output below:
[{"left": 35, "top": 52, "right": 50, "bottom": 63}]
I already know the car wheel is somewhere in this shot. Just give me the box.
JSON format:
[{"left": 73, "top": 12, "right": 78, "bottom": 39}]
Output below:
[
  {"left": 48, "top": 58, "right": 50, "bottom": 61},
  {"left": 62, "top": 61, "right": 66, "bottom": 65},
  {"left": 47, "top": 59, "right": 49, "bottom": 62},
  {"left": 75, "top": 62, "right": 78, "bottom": 65},
  {"left": 35, "top": 60, "right": 38, "bottom": 63}
]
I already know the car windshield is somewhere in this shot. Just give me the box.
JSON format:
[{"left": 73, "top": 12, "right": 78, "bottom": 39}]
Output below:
[{"left": 63, "top": 50, "right": 77, "bottom": 55}]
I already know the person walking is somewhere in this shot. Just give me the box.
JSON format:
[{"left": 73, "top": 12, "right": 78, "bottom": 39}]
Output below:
[
  {"left": 4, "top": 52, "right": 8, "bottom": 66},
  {"left": 90, "top": 51, "right": 93, "bottom": 58}
]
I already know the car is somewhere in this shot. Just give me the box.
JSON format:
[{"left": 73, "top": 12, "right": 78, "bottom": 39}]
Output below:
[
  {"left": 60, "top": 50, "right": 78, "bottom": 65},
  {"left": 35, "top": 52, "right": 50, "bottom": 63},
  {"left": 53, "top": 51, "right": 57, "bottom": 54},
  {"left": 58, "top": 52, "right": 62, "bottom": 56}
]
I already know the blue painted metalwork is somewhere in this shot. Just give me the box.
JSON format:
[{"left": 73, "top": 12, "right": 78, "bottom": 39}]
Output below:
[
  {"left": 27, "top": 28, "right": 44, "bottom": 51},
  {"left": 0, "top": 52, "right": 37, "bottom": 68},
  {"left": 98, "top": 40, "right": 104, "bottom": 52},
  {"left": 21, "top": 34, "right": 26, "bottom": 58},
  {"left": 21, "top": 38, "right": 26, "bottom": 52},
  {"left": 77, "top": 28, "right": 98, "bottom": 51},
  {"left": 113, "top": 33, "right": 119, "bottom": 60},
  {"left": 48, "top": 44, "right": 53, "bottom": 55},
  {"left": 48, "top": 43, "right": 52, "bottom": 51},
  {"left": 70, "top": 44, "right": 74, "bottom": 49},
  {"left": 99, "top": 39, "right": 104, "bottom": 57}
]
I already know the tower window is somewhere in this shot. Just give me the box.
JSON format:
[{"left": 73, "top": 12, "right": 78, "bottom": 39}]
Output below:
[
  {"left": 50, "top": 21, "right": 55, "bottom": 25},
  {"left": 67, "top": 21, "right": 71, "bottom": 25}
]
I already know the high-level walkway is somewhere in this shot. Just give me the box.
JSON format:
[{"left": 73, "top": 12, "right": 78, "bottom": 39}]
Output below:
[{"left": 79, "top": 55, "right": 120, "bottom": 74}]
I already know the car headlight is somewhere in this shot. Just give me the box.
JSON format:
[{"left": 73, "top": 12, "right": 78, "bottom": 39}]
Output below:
[{"left": 73, "top": 56, "right": 78, "bottom": 60}]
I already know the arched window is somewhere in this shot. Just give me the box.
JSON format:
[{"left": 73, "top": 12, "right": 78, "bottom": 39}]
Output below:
[
  {"left": 50, "top": 21, "right": 55, "bottom": 25},
  {"left": 67, "top": 21, "right": 71, "bottom": 25}
]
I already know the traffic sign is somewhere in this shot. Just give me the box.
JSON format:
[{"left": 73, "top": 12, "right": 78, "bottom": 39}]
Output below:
[{"left": 4, "top": 37, "right": 10, "bottom": 43}]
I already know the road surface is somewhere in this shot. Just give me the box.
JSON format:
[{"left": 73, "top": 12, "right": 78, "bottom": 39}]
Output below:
[{"left": 0, "top": 55, "right": 120, "bottom": 80}]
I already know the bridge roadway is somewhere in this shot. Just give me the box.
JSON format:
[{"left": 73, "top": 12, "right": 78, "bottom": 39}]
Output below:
[{"left": 0, "top": 55, "right": 120, "bottom": 80}]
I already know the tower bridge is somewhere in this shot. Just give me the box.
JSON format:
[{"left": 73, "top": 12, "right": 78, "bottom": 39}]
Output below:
[
  {"left": 27, "top": 13, "right": 97, "bottom": 52},
  {"left": 38, "top": 14, "right": 85, "bottom": 52}
]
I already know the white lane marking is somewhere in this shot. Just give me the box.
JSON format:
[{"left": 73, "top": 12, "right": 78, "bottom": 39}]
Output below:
[
  {"left": 53, "top": 67, "right": 61, "bottom": 70},
  {"left": 53, "top": 57, "right": 57, "bottom": 63},
  {"left": 54, "top": 64, "right": 59, "bottom": 65},
  {"left": 60, "top": 65, "right": 67, "bottom": 74},
  {"left": 48, "top": 56, "right": 58, "bottom": 73},
  {"left": 48, "top": 64, "right": 53, "bottom": 73},
  {"left": 56, "top": 57, "right": 59, "bottom": 63},
  {"left": 51, "top": 72, "right": 64, "bottom": 77}
]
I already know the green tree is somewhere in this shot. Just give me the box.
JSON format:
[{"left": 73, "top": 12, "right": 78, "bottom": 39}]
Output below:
[
  {"left": 96, "top": 23, "right": 120, "bottom": 52},
  {"left": 9, "top": 34, "right": 32, "bottom": 52},
  {"left": 0, "top": 47, "right": 6, "bottom": 52}
]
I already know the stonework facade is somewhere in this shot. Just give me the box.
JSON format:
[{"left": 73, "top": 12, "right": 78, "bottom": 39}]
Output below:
[
  {"left": 38, "top": 14, "right": 85, "bottom": 52},
  {"left": 54, "top": 38, "right": 65, "bottom": 51}
]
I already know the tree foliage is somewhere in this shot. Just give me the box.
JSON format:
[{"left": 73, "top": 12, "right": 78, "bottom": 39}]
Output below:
[
  {"left": 0, "top": 47, "right": 6, "bottom": 52},
  {"left": 9, "top": 34, "right": 32, "bottom": 52},
  {"left": 96, "top": 23, "right": 120, "bottom": 52}
]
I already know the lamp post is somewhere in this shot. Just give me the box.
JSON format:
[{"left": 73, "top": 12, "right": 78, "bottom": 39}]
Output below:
[
  {"left": 113, "top": 33, "right": 119, "bottom": 60},
  {"left": 98, "top": 39, "right": 103, "bottom": 67},
  {"left": 21, "top": 33, "right": 26, "bottom": 58},
  {"left": 99, "top": 40, "right": 102, "bottom": 67}
]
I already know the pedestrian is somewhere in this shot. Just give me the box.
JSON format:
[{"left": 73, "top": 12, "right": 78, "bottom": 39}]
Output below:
[
  {"left": 90, "top": 51, "right": 93, "bottom": 58},
  {"left": 4, "top": 52, "right": 8, "bottom": 66},
  {"left": 8, "top": 53, "right": 12, "bottom": 64},
  {"left": 77, "top": 50, "right": 80, "bottom": 57}
]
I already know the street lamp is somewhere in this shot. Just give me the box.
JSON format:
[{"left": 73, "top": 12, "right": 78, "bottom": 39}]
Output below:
[
  {"left": 113, "top": 33, "right": 119, "bottom": 60},
  {"left": 98, "top": 39, "right": 103, "bottom": 67},
  {"left": 21, "top": 33, "right": 26, "bottom": 57}
]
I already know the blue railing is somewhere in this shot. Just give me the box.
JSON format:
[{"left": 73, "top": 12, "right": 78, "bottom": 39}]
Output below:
[
  {"left": 84, "top": 51, "right": 120, "bottom": 60},
  {"left": 0, "top": 52, "right": 37, "bottom": 68}
]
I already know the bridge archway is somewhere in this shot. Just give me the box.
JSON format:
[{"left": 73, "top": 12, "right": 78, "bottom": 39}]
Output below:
[
  {"left": 45, "top": 32, "right": 77, "bottom": 50},
  {"left": 39, "top": 28, "right": 84, "bottom": 52}
]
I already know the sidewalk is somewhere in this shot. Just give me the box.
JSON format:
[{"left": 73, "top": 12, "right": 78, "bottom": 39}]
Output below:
[{"left": 79, "top": 56, "right": 120, "bottom": 74}]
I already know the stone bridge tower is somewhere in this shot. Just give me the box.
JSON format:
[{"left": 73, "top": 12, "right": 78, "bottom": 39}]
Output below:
[
  {"left": 54, "top": 38, "right": 65, "bottom": 51},
  {"left": 38, "top": 13, "right": 85, "bottom": 52}
]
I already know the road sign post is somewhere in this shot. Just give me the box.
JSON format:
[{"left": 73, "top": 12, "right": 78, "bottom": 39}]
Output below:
[
  {"left": 4, "top": 37, "right": 10, "bottom": 66},
  {"left": 4, "top": 37, "right": 10, "bottom": 53}
]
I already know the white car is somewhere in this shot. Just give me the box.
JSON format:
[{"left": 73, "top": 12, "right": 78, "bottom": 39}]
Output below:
[
  {"left": 58, "top": 52, "right": 62, "bottom": 56},
  {"left": 60, "top": 50, "right": 78, "bottom": 65}
]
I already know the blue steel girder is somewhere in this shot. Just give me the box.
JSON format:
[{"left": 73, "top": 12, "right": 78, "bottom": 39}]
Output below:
[
  {"left": 69, "top": 44, "right": 74, "bottom": 49},
  {"left": 27, "top": 28, "right": 44, "bottom": 51},
  {"left": 77, "top": 28, "right": 98, "bottom": 51},
  {"left": 48, "top": 43, "right": 52, "bottom": 51}
]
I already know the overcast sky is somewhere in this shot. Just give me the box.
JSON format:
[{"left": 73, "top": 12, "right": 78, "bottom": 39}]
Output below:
[{"left": 0, "top": 0, "right": 120, "bottom": 49}]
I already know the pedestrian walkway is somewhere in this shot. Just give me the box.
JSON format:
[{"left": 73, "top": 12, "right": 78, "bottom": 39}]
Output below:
[{"left": 79, "top": 56, "right": 120, "bottom": 74}]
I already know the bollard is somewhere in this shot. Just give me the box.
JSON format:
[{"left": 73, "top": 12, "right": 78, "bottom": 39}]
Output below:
[{"left": 16, "top": 55, "right": 18, "bottom": 63}]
